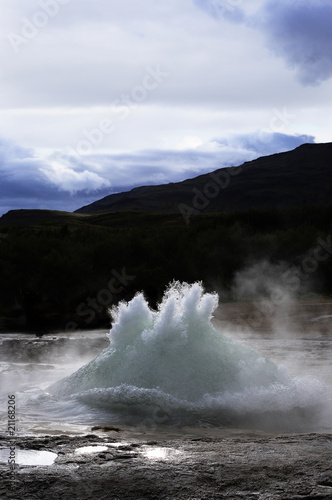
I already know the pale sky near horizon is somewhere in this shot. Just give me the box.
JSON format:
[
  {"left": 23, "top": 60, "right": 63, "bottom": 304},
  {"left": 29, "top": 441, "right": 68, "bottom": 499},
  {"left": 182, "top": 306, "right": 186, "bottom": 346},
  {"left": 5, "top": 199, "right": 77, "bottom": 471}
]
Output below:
[{"left": 1, "top": 0, "right": 332, "bottom": 215}]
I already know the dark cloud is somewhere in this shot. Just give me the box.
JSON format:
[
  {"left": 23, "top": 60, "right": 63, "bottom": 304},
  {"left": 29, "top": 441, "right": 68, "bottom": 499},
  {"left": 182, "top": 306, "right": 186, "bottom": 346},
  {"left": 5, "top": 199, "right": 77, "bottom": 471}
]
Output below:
[
  {"left": 0, "top": 138, "right": 113, "bottom": 216},
  {"left": 257, "top": 0, "right": 332, "bottom": 86},
  {"left": 193, "top": 0, "right": 332, "bottom": 86}
]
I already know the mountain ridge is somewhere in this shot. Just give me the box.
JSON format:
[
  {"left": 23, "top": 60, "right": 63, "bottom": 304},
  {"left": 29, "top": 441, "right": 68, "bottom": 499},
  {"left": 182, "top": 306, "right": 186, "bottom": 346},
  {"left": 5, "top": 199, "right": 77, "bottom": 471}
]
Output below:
[{"left": 74, "top": 142, "right": 332, "bottom": 216}]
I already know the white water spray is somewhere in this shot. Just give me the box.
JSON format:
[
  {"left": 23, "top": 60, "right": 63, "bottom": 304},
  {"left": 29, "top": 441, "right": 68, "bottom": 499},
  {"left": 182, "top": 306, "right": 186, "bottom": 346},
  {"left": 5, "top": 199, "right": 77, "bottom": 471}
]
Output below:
[{"left": 51, "top": 282, "right": 326, "bottom": 428}]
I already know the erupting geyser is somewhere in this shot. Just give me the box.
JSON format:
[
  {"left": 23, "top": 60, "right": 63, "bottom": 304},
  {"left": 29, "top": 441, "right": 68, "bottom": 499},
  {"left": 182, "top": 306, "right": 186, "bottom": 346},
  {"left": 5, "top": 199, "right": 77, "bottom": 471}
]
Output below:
[{"left": 51, "top": 282, "right": 326, "bottom": 428}]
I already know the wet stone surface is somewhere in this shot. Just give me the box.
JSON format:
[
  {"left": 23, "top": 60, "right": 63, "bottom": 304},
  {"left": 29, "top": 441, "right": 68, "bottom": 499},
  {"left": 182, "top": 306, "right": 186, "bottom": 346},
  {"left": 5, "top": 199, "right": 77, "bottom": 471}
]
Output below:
[{"left": 1, "top": 431, "right": 332, "bottom": 499}]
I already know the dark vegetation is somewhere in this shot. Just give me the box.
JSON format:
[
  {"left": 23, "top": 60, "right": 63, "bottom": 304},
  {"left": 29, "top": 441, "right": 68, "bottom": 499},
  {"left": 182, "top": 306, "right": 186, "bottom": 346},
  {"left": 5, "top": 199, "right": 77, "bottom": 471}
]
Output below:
[{"left": 0, "top": 204, "right": 332, "bottom": 331}]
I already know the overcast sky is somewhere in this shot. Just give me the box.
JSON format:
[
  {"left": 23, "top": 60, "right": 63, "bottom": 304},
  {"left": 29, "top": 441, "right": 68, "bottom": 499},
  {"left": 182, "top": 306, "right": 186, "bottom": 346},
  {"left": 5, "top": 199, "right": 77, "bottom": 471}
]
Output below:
[{"left": 0, "top": 0, "right": 331, "bottom": 215}]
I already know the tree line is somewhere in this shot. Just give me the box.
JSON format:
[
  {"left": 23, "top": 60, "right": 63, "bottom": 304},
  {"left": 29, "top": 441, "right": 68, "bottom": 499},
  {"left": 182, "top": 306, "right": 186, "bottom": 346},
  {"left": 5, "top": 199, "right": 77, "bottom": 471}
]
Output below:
[{"left": 0, "top": 204, "right": 331, "bottom": 330}]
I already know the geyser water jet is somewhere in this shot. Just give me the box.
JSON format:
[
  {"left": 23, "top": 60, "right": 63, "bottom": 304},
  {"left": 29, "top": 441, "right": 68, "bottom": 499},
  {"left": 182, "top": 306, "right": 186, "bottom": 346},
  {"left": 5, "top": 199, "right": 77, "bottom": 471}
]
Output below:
[{"left": 51, "top": 282, "right": 326, "bottom": 429}]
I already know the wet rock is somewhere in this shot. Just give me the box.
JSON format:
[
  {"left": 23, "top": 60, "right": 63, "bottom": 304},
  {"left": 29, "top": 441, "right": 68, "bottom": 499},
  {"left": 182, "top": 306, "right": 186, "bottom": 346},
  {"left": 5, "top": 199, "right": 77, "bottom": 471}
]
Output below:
[
  {"left": 1, "top": 432, "right": 332, "bottom": 499},
  {"left": 91, "top": 426, "right": 123, "bottom": 433}
]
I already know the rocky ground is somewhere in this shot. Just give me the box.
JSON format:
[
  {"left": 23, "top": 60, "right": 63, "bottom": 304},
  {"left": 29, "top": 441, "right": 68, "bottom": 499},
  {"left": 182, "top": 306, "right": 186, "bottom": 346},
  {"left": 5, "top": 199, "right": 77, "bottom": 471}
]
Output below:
[{"left": 1, "top": 430, "right": 332, "bottom": 499}]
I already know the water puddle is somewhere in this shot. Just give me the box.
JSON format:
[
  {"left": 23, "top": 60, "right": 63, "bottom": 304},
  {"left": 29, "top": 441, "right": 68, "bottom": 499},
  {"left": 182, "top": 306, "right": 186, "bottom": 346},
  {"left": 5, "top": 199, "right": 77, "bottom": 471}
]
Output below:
[
  {"left": 0, "top": 448, "right": 57, "bottom": 466},
  {"left": 108, "top": 442, "right": 130, "bottom": 448},
  {"left": 75, "top": 445, "right": 108, "bottom": 455},
  {"left": 142, "top": 446, "right": 182, "bottom": 460}
]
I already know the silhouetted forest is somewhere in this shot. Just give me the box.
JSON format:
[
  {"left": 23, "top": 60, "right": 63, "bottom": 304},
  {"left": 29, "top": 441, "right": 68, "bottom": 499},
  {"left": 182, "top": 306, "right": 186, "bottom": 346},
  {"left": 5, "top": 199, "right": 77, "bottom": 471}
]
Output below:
[{"left": 0, "top": 204, "right": 332, "bottom": 330}]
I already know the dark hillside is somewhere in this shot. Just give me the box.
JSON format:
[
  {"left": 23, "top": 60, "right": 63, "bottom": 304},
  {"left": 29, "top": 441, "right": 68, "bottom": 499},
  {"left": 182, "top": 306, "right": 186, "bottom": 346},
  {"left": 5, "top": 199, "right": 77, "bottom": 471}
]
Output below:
[{"left": 75, "top": 143, "right": 332, "bottom": 215}]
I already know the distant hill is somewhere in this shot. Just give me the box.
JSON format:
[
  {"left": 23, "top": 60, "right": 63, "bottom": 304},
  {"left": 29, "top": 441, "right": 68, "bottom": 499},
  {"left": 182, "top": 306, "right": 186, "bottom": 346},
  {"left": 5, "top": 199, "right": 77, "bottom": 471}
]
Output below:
[
  {"left": 0, "top": 208, "right": 187, "bottom": 229},
  {"left": 0, "top": 209, "right": 84, "bottom": 227},
  {"left": 75, "top": 143, "right": 332, "bottom": 217}
]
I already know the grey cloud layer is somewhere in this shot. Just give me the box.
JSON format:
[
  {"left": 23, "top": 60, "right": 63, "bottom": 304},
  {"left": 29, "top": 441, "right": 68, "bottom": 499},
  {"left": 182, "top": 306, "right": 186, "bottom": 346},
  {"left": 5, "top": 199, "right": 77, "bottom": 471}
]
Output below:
[
  {"left": 215, "top": 132, "right": 315, "bottom": 157},
  {"left": 3, "top": 0, "right": 331, "bottom": 118},
  {"left": 0, "top": 137, "right": 111, "bottom": 215}
]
